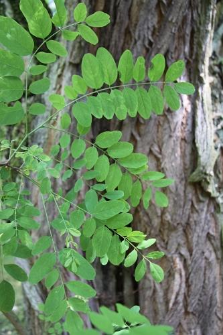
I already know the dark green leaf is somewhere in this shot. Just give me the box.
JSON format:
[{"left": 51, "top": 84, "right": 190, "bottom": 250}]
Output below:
[
  {"left": 32, "top": 236, "right": 52, "bottom": 255},
  {"left": 0, "top": 280, "right": 15, "bottom": 312},
  {"left": 4, "top": 264, "right": 27, "bottom": 282},
  {"left": 96, "top": 47, "right": 117, "bottom": 85},
  {"left": 44, "top": 285, "right": 65, "bottom": 315}
]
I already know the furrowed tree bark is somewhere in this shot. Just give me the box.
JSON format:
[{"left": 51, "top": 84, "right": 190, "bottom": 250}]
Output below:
[{"left": 5, "top": 1, "right": 223, "bottom": 335}]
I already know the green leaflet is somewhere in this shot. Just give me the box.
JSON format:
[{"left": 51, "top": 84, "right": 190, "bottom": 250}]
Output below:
[
  {"left": 62, "top": 30, "right": 79, "bottom": 41},
  {"left": 107, "top": 142, "right": 133, "bottom": 158},
  {"left": 0, "top": 77, "right": 24, "bottom": 103},
  {"left": 95, "top": 130, "right": 122, "bottom": 148},
  {"left": 85, "top": 190, "right": 98, "bottom": 214},
  {"left": 52, "top": 0, "right": 67, "bottom": 27},
  {"left": 147, "top": 251, "right": 165, "bottom": 259},
  {"left": 134, "top": 259, "right": 146, "bottom": 282},
  {"left": 78, "top": 24, "right": 98, "bottom": 45},
  {"left": 20, "top": 0, "right": 52, "bottom": 39},
  {"left": 49, "top": 94, "right": 65, "bottom": 110},
  {"left": 83, "top": 218, "right": 96, "bottom": 238},
  {"left": 0, "top": 280, "right": 15, "bottom": 312},
  {"left": 32, "top": 236, "right": 52, "bottom": 255},
  {"left": 94, "top": 155, "right": 110, "bottom": 182},
  {"left": 72, "top": 102, "right": 92, "bottom": 127},
  {"left": 133, "top": 56, "right": 146, "bottom": 82},
  {"left": 44, "top": 285, "right": 65, "bottom": 316},
  {"left": 149, "top": 85, "right": 164, "bottom": 115},
  {"left": 100, "top": 306, "right": 124, "bottom": 328},
  {"left": 74, "top": 3, "right": 87, "bottom": 22},
  {"left": 165, "top": 60, "right": 185, "bottom": 82},
  {"left": 29, "top": 78, "right": 50, "bottom": 95},
  {"left": 0, "top": 49, "right": 24, "bottom": 77},
  {"left": 118, "top": 153, "right": 148, "bottom": 169},
  {"left": 123, "top": 88, "right": 138, "bottom": 117},
  {"left": 89, "top": 312, "right": 114, "bottom": 334},
  {"left": 98, "top": 93, "right": 114, "bottom": 119},
  {"left": 116, "top": 303, "right": 150, "bottom": 325},
  {"left": 66, "top": 281, "right": 96, "bottom": 298},
  {"left": 142, "top": 171, "right": 165, "bottom": 181},
  {"left": 36, "top": 52, "right": 57, "bottom": 64},
  {"left": 18, "top": 216, "right": 40, "bottom": 230},
  {"left": 174, "top": 82, "right": 195, "bottom": 95},
  {"left": 164, "top": 85, "right": 181, "bottom": 111},
  {"left": 71, "top": 139, "right": 86, "bottom": 159},
  {"left": 93, "top": 200, "right": 125, "bottom": 220},
  {"left": 4, "top": 264, "right": 28, "bottom": 282},
  {"left": 118, "top": 173, "right": 132, "bottom": 200},
  {"left": 148, "top": 54, "right": 165, "bottom": 81},
  {"left": 107, "top": 235, "right": 125, "bottom": 265},
  {"left": 29, "top": 253, "right": 56, "bottom": 284},
  {"left": 64, "top": 310, "right": 84, "bottom": 334},
  {"left": 81, "top": 53, "right": 103, "bottom": 88},
  {"left": 155, "top": 191, "right": 169, "bottom": 208},
  {"left": 138, "top": 239, "right": 156, "bottom": 250},
  {"left": 136, "top": 87, "right": 152, "bottom": 119},
  {"left": 0, "top": 16, "right": 34, "bottom": 56},
  {"left": 29, "top": 65, "right": 47, "bottom": 76},
  {"left": 85, "top": 147, "right": 98, "bottom": 169},
  {"left": 0, "top": 102, "right": 24, "bottom": 126},
  {"left": 106, "top": 213, "right": 133, "bottom": 229},
  {"left": 92, "top": 226, "right": 112, "bottom": 257},
  {"left": 72, "top": 75, "right": 87, "bottom": 94},
  {"left": 87, "top": 96, "right": 103, "bottom": 118},
  {"left": 118, "top": 50, "right": 133, "bottom": 83},
  {"left": 153, "top": 178, "right": 174, "bottom": 187},
  {"left": 143, "top": 187, "right": 152, "bottom": 209},
  {"left": 59, "top": 133, "right": 70, "bottom": 148},
  {"left": 150, "top": 263, "right": 164, "bottom": 282},
  {"left": 61, "top": 113, "right": 71, "bottom": 129},
  {"left": 124, "top": 250, "right": 138, "bottom": 267},
  {"left": 105, "top": 164, "right": 122, "bottom": 192},
  {"left": 96, "top": 47, "right": 118, "bottom": 85},
  {"left": 46, "top": 40, "right": 68, "bottom": 57},
  {"left": 86, "top": 11, "right": 110, "bottom": 27},
  {"left": 131, "top": 180, "right": 142, "bottom": 207}
]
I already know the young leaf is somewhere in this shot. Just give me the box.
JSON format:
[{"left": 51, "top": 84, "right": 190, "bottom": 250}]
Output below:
[
  {"left": 149, "top": 85, "right": 164, "bottom": 115},
  {"left": 36, "top": 52, "right": 57, "bottom": 64},
  {"left": 20, "top": 0, "right": 52, "bottom": 39},
  {"left": 78, "top": 24, "right": 98, "bottom": 45},
  {"left": 0, "top": 102, "right": 24, "bottom": 126},
  {"left": 0, "top": 77, "right": 24, "bottom": 102},
  {"left": 96, "top": 47, "right": 118, "bottom": 85},
  {"left": 74, "top": 3, "right": 87, "bottom": 22},
  {"left": 136, "top": 87, "right": 152, "bottom": 119},
  {"left": 52, "top": 0, "right": 67, "bottom": 27},
  {"left": 165, "top": 60, "right": 185, "bottom": 82},
  {"left": 155, "top": 191, "right": 169, "bottom": 208},
  {"left": 81, "top": 53, "right": 103, "bottom": 88},
  {"left": 72, "top": 102, "right": 92, "bottom": 128},
  {"left": 46, "top": 40, "right": 68, "bottom": 57},
  {"left": 124, "top": 250, "right": 138, "bottom": 267},
  {"left": 107, "top": 142, "right": 133, "bottom": 159},
  {"left": 0, "top": 280, "right": 15, "bottom": 312},
  {"left": 0, "top": 16, "right": 34, "bottom": 56},
  {"left": 164, "top": 85, "right": 181, "bottom": 111},
  {"left": 0, "top": 49, "right": 24, "bottom": 77},
  {"left": 150, "top": 262, "right": 164, "bottom": 282},
  {"left": 92, "top": 226, "right": 112, "bottom": 257},
  {"left": 29, "top": 253, "right": 56, "bottom": 284},
  {"left": 65, "top": 281, "right": 96, "bottom": 298},
  {"left": 174, "top": 82, "right": 195, "bottom": 95},
  {"left": 118, "top": 50, "right": 133, "bottom": 83},
  {"left": 134, "top": 259, "right": 146, "bottom": 282},
  {"left": 133, "top": 56, "right": 146, "bottom": 82},
  {"left": 4, "top": 264, "right": 28, "bottom": 282},
  {"left": 148, "top": 54, "right": 165, "bottom": 81},
  {"left": 93, "top": 200, "right": 125, "bottom": 220},
  {"left": 29, "top": 78, "right": 50, "bottom": 95},
  {"left": 29, "top": 103, "right": 46, "bottom": 115},
  {"left": 86, "top": 11, "right": 110, "bottom": 27}
]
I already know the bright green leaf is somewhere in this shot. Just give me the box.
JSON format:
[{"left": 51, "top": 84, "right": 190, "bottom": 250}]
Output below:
[
  {"left": 46, "top": 40, "right": 68, "bottom": 57},
  {"left": 29, "top": 103, "right": 46, "bottom": 115},
  {"left": 150, "top": 262, "right": 164, "bottom": 282},
  {"left": 92, "top": 226, "right": 112, "bottom": 257},
  {"left": 74, "top": 3, "right": 87, "bottom": 22},
  {"left": 118, "top": 50, "right": 133, "bottom": 83},
  {"left": 133, "top": 56, "right": 145, "bottom": 82},
  {"left": 136, "top": 87, "right": 152, "bottom": 119},
  {"left": 124, "top": 250, "right": 138, "bottom": 267},
  {"left": 0, "top": 102, "right": 24, "bottom": 126},
  {"left": 78, "top": 24, "right": 98, "bottom": 45},
  {"left": 134, "top": 259, "right": 146, "bottom": 282},
  {"left": 96, "top": 47, "right": 117, "bottom": 85},
  {"left": 36, "top": 52, "right": 56, "bottom": 64},
  {"left": 155, "top": 191, "right": 169, "bottom": 208},
  {"left": 93, "top": 200, "right": 125, "bottom": 220},
  {"left": 82, "top": 53, "right": 103, "bottom": 88},
  {"left": 164, "top": 85, "right": 181, "bottom": 111},
  {"left": 72, "top": 102, "right": 92, "bottom": 127},
  {"left": 174, "top": 82, "right": 195, "bottom": 95},
  {"left": 29, "top": 78, "right": 50, "bottom": 95},
  {"left": 148, "top": 54, "right": 165, "bottom": 81}
]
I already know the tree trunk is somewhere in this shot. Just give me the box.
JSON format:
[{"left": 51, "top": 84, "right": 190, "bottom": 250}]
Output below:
[{"left": 4, "top": 0, "right": 223, "bottom": 334}]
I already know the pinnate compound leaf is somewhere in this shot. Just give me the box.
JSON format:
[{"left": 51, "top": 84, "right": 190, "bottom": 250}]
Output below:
[
  {"left": 165, "top": 60, "right": 185, "bottom": 82},
  {"left": 0, "top": 77, "right": 24, "bottom": 102},
  {"left": 46, "top": 40, "right": 68, "bottom": 57},
  {"left": 0, "top": 16, "right": 34, "bottom": 56},
  {"left": 81, "top": 53, "right": 103, "bottom": 88},
  {"left": 52, "top": 0, "right": 67, "bottom": 27},
  {"left": 20, "top": 0, "right": 52, "bottom": 39},
  {"left": 174, "top": 82, "right": 195, "bottom": 95},
  {"left": 150, "top": 262, "right": 164, "bottom": 282},
  {"left": 78, "top": 24, "right": 98, "bottom": 45},
  {"left": 164, "top": 85, "right": 181, "bottom": 111},
  {"left": 93, "top": 200, "right": 125, "bottom": 220},
  {"left": 133, "top": 56, "right": 146, "bottom": 82},
  {"left": 86, "top": 11, "right": 110, "bottom": 27},
  {"left": 118, "top": 50, "right": 133, "bottom": 83},
  {"left": 29, "top": 253, "right": 56, "bottom": 284},
  {"left": 155, "top": 191, "right": 169, "bottom": 208},
  {"left": 4, "top": 264, "right": 27, "bottom": 282},
  {"left": 0, "top": 49, "right": 24, "bottom": 77},
  {"left": 96, "top": 47, "right": 117, "bottom": 85},
  {"left": 148, "top": 54, "right": 165, "bottom": 81},
  {"left": 95, "top": 131, "right": 122, "bottom": 148},
  {"left": 29, "top": 78, "right": 50, "bottom": 95},
  {"left": 36, "top": 52, "right": 56, "bottom": 64},
  {"left": 134, "top": 259, "right": 146, "bottom": 282},
  {"left": 74, "top": 3, "right": 87, "bottom": 22},
  {"left": 0, "top": 102, "right": 24, "bottom": 126},
  {"left": 92, "top": 226, "right": 112, "bottom": 257},
  {"left": 0, "top": 280, "right": 15, "bottom": 312}
]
